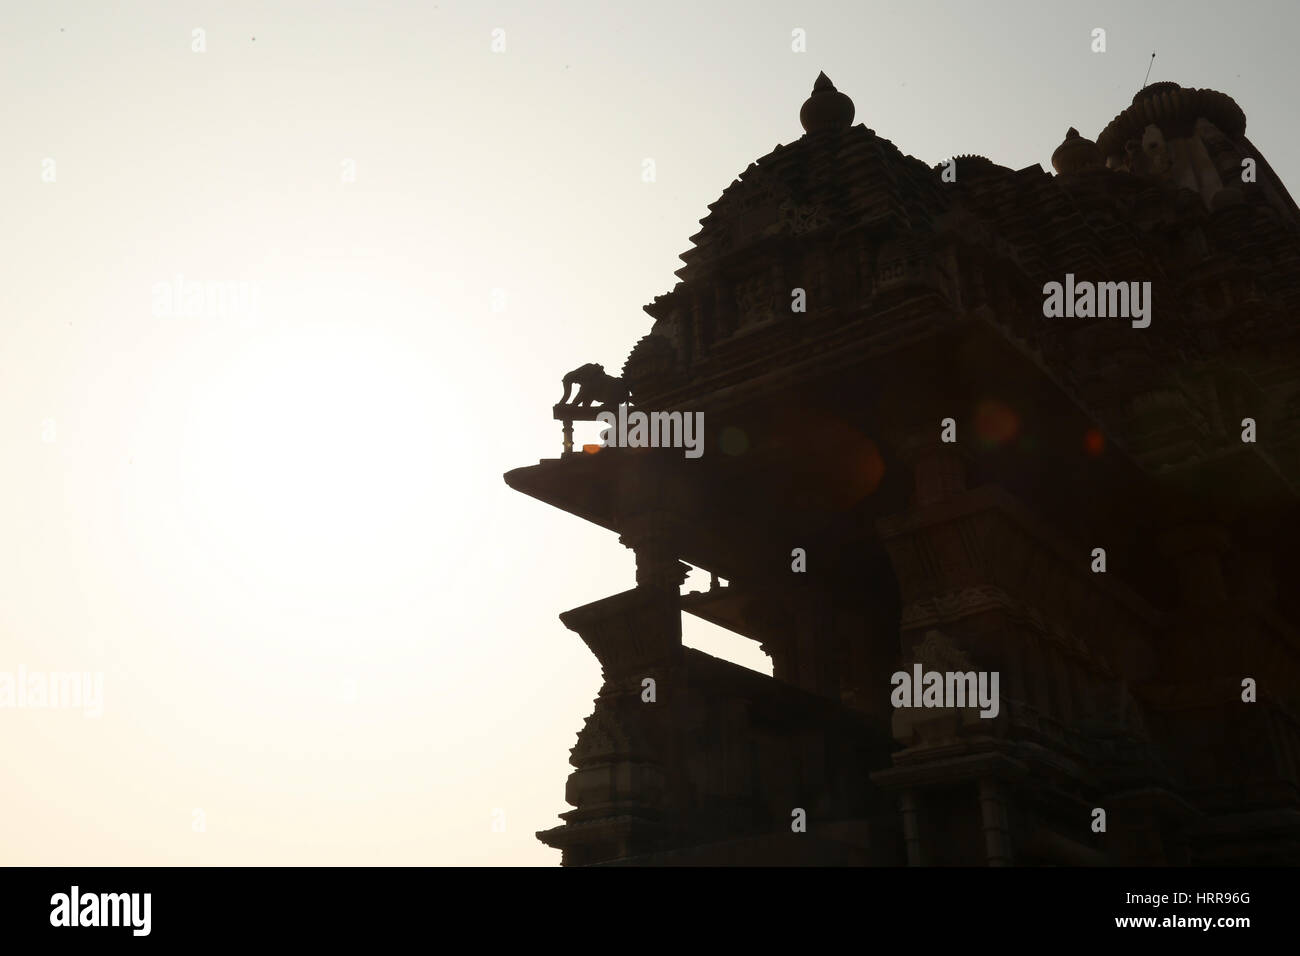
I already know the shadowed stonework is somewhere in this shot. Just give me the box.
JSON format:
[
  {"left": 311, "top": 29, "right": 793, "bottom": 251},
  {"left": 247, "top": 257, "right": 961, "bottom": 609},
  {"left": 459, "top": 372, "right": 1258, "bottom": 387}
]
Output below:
[{"left": 505, "top": 75, "right": 1300, "bottom": 866}]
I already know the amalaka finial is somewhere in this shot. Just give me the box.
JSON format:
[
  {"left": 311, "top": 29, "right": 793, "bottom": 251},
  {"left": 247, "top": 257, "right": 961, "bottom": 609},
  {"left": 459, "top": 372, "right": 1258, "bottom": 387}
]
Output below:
[
  {"left": 1051, "top": 127, "right": 1103, "bottom": 175},
  {"left": 800, "top": 72, "right": 854, "bottom": 135}
]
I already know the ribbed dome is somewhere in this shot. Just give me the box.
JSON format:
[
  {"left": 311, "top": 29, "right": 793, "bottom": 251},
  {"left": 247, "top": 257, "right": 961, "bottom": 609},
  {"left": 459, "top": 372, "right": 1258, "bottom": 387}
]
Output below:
[
  {"left": 1051, "top": 128, "right": 1104, "bottom": 174},
  {"left": 799, "top": 72, "right": 855, "bottom": 134},
  {"left": 1096, "top": 83, "right": 1245, "bottom": 164}
]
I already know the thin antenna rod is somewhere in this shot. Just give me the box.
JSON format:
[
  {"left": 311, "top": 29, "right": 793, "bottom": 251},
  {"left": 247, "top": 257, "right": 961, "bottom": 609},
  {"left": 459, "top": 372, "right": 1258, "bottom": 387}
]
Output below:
[{"left": 1141, "top": 52, "right": 1156, "bottom": 90}]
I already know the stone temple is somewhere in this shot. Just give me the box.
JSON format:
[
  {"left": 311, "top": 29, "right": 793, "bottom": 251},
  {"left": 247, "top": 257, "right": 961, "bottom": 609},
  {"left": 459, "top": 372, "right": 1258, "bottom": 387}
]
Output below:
[{"left": 504, "top": 75, "right": 1300, "bottom": 865}]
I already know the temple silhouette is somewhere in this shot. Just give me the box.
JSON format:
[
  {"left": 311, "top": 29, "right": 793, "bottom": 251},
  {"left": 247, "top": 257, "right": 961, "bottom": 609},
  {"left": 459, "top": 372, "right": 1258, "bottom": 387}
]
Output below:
[{"left": 504, "top": 75, "right": 1300, "bottom": 865}]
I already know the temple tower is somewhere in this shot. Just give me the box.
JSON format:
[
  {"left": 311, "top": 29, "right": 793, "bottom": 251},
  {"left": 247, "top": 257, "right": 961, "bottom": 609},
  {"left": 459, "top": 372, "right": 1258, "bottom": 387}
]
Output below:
[{"left": 506, "top": 76, "right": 1300, "bottom": 865}]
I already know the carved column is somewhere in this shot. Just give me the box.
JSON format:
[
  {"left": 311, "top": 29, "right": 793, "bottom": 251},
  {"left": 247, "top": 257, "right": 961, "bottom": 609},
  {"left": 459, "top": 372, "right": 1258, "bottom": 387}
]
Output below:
[
  {"left": 900, "top": 435, "right": 969, "bottom": 508},
  {"left": 979, "top": 777, "right": 1012, "bottom": 866},
  {"left": 541, "top": 584, "right": 685, "bottom": 865},
  {"left": 621, "top": 530, "right": 690, "bottom": 594},
  {"left": 899, "top": 790, "right": 926, "bottom": 866}
]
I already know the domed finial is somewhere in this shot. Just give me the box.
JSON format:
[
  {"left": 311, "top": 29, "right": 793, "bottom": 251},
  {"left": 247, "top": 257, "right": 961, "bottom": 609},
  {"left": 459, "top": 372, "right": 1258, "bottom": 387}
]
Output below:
[
  {"left": 800, "top": 72, "right": 854, "bottom": 134},
  {"left": 1051, "top": 126, "right": 1103, "bottom": 174}
]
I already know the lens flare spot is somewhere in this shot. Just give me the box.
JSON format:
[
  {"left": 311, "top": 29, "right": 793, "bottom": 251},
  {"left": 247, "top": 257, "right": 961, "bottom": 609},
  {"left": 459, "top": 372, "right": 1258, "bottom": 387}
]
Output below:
[
  {"left": 1084, "top": 428, "right": 1105, "bottom": 456},
  {"left": 796, "top": 420, "right": 885, "bottom": 508},
  {"left": 974, "top": 399, "right": 1020, "bottom": 448},
  {"left": 721, "top": 426, "right": 749, "bottom": 456}
]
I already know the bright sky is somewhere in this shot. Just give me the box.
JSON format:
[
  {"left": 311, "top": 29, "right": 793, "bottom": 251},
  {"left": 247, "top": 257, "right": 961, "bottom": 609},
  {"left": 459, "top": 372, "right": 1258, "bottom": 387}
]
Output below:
[{"left": 1, "top": 0, "right": 1295, "bottom": 864}]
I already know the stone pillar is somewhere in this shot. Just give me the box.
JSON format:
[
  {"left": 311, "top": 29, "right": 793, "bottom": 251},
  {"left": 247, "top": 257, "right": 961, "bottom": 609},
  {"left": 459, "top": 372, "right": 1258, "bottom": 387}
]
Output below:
[
  {"left": 899, "top": 790, "right": 926, "bottom": 866},
  {"left": 560, "top": 586, "right": 684, "bottom": 684},
  {"left": 544, "top": 585, "right": 685, "bottom": 865},
  {"left": 978, "top": 777, "right": 1012, "bottom": 866},
  {"left": 619, "top": 529, "right": 690, "bottom": 595},
  {"left": 615, "top": 462, "right": 693, "bottom": 594},
  {"left": 900, "top": 436, "right": 968, "bottom": 508}
]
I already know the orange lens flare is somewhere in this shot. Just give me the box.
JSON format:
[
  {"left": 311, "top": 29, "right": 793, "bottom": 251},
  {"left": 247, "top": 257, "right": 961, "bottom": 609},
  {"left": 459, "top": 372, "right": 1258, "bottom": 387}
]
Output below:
[{"left": 974, "top": 399, "right": 1021, "bottom": 447}]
